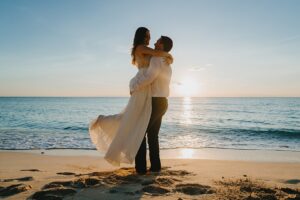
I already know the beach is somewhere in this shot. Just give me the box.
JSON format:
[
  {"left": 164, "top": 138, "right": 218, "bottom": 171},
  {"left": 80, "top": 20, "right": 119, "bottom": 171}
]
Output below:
[
  {"left": 0, "top": 96, "right": 299, "bottom": 200},
  {"left": 1, "top": 149, "right": 300, "bottom": 199}
]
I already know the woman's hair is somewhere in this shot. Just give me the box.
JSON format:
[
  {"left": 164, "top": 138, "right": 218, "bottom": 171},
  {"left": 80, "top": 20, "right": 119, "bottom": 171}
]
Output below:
[{"left": 131, "top": 27, "right": 149, "bottom": 64}]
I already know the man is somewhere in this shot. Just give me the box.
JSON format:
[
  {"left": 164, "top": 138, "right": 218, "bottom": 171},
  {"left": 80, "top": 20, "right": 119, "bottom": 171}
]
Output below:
[{"left": 130, "top": 36, "right": 173, "bottom": 174}]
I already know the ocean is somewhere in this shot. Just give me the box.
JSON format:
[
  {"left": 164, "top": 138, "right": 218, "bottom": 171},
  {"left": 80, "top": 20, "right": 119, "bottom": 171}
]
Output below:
[{"left": 0, "top": 97, "right": 299, "bottom": 151}]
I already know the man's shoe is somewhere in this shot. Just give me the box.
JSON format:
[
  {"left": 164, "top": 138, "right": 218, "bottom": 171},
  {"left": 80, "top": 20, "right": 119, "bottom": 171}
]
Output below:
[
  {"left": 136, "top": 170, "right": 147, "bottom": 175},
  {"left": 149, "top": 168, "right": 161, "bottom": 173}
]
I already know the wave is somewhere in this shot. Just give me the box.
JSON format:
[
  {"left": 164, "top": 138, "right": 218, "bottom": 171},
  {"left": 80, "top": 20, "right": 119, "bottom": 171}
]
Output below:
[
  {"left": 63, "top": 126, "right": 88, "bottom": 131},
  {"left": 225, "top": 128, "right": 300, "bottom": 139},
  {"left": 1, "top": 146, "right": 299, "bottom": 152}
]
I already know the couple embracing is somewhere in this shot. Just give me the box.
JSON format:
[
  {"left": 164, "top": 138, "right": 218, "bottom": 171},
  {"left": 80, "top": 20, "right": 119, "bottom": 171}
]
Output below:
[{"left": 89, "top": 27, "right": 173, "bottom": 175}]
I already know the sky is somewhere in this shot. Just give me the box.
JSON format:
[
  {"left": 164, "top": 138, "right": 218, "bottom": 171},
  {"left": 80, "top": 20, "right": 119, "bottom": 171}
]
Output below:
[{"left": 0, "top": 0, "right": 299, "bottom": 97}]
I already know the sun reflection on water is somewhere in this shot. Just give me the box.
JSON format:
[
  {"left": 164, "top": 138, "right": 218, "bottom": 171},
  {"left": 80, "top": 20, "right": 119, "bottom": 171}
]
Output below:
[{"left": 181, "top": 97, "right": 192, "bottom": 124}]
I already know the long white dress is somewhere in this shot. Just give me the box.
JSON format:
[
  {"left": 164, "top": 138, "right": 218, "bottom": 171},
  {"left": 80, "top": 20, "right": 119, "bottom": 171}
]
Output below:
[{"left": 89, "top": 67, "right": 152, "bottom": 166}]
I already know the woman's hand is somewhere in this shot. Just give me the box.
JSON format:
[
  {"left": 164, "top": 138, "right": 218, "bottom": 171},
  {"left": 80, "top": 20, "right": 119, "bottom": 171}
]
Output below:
[{"left": 165, "top": 54, "right": 173, "bottom": 65}]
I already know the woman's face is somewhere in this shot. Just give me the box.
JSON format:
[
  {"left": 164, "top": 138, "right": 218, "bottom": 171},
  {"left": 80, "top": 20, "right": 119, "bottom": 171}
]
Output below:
[{"left": 144, "top": 31, "right": 150, "bottom": 46}]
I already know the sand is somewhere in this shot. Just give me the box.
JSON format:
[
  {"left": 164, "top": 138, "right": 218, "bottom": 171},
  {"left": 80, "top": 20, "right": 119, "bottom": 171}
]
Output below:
[{"left": 0, "top": 150, "right": 299, "bottom": 199}]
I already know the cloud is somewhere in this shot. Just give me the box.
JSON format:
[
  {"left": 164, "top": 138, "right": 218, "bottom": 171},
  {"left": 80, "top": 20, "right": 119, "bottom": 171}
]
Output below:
[
  {"left": 189, "top": 63, "right": 213, "bottom": 72},
  {"left": 188, "top": 64, "right": 213, "bottom": 72},
  {"left": 188, "top": 66, "right": 206, "bottom": 71}
]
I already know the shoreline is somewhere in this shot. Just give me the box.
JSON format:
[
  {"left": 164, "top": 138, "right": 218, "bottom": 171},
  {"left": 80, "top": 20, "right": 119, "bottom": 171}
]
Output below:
[{"left": 1, "top": 147, "right": 300, "bottom": 163}]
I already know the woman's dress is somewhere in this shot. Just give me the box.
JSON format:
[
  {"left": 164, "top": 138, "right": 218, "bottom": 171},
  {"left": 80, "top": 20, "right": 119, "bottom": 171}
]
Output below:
[{"left": 89, "top": 64, "right": 152, "bottom": 166}]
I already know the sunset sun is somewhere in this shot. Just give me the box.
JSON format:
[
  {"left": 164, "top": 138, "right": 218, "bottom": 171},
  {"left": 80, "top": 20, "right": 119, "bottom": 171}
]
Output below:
[{"left": 178, "top": 79, "right": 200, "bottom": 97}]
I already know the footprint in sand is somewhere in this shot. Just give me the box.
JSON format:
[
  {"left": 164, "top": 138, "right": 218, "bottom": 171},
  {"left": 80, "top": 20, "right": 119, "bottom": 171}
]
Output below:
[
  {"left": 1, "top": 176, "right": 33, "bottom": 182},
  {"left": 56, "top": 172, "right": 77, "bottom": 176},
  {"left": 153, "top": 177, "right": 177, "bottom": 187},
  {"left": 142, "top": 185, "right": 170, "bottom": 195},
  {"left": 42, "top": 181, "right": 74, "bottom": 189},
  {"left": 280, "top": 187, "right": 300, "bottom": 195},
  {"left": 160, "top": 169, "right": 192, "bottom": 177},
  {"left": 83, "top": 177, "right": 103, "bottom": 187},
  {"left": 240, "top": 185, "right": 277, "bottom": 194},
  {"left": 284, "top": 179, "right": 300, "bottom": 185},
  {"left": 141, "top": 179, "right": 155, "bottom": 186},
  {"left": 175, "top": 183, "right": 215, "bottom": 195},
  {"left": 42, "top": 177, "right": 102, "bottom": 190},
  {"left": 0, "top": 184, "right": 32, "bottom": 197},
  {"left": 20, "top": 169, "right": 41, "bottom": 172},
  {"left": 30, "top": 188, "right": 76, "bottom": 200},
  {"left": 103, "top": 173, "right": 142, "bottom": 185}
]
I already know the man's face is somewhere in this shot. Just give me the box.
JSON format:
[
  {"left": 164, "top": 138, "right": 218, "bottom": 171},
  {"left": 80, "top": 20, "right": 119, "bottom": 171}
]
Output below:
[{"left": 154, "top": 38, "right": 163, "bottom": 50}]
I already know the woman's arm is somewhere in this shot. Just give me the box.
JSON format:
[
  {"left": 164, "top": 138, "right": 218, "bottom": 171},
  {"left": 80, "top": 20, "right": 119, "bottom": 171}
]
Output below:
[
  {"left": 136, "top": 45, "right": 173, "bottom": 64},
  {"left": 136, "top": 45, "right": 170, "bottom": 58},
  {"left": 164, "top": 55, "right": 173, "bottom": 65}
]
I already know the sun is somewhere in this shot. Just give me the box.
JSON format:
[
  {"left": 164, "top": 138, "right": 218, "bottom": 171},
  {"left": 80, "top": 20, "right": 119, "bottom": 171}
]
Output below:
[{"left": 178, "top": 79, "right": 199, "bottom": 97}]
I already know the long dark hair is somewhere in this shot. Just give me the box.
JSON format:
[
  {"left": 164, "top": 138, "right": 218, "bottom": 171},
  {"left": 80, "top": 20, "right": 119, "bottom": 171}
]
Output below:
[{"left": 131, "top": 27, "right": 149, "bottom": 64}]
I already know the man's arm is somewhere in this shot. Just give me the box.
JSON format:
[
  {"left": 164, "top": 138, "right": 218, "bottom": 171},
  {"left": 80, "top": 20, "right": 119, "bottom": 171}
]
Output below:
[{"left": 130, "top": 57, "right": 161, "bottom": 93}]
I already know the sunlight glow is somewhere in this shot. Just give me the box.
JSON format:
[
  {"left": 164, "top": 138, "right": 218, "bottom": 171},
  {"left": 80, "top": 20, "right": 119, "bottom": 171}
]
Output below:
[
  {"left": 178, "top": 79, "right": 200, "bottom": 97},
  {"left": 179, "top": 148, "right": 195, "bottom": 159}
]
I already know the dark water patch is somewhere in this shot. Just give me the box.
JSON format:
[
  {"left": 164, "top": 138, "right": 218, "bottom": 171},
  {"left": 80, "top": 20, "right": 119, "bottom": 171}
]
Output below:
[
  {"left": 230, "top": 128, "right": 300, "bottom": 139},
  {"left": 63, "top": 126, "right": 88, "bottom": 131},
  {"left": 191, "top": 127, "right": 300, "bottom": 139}
]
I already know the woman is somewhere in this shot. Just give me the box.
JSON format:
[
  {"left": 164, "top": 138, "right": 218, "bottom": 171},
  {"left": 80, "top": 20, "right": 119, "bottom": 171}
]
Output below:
[{"left": 89, "top": 27, "right": 172, "bottom": 166}]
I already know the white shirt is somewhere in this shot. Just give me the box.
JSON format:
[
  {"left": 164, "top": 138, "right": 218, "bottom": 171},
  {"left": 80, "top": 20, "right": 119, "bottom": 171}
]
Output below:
[{"left": 130, "top": 57, "right": 172, "bottom": 97}]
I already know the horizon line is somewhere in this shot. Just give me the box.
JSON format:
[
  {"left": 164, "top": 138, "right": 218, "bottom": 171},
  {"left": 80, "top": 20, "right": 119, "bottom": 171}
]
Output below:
[{"left": 0, "top": 96, "right": 299, "bottom": 98}]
